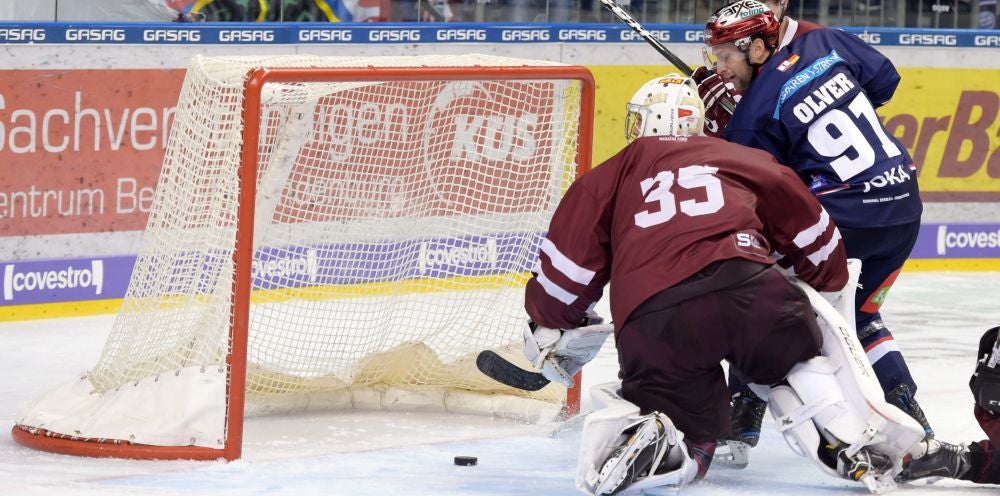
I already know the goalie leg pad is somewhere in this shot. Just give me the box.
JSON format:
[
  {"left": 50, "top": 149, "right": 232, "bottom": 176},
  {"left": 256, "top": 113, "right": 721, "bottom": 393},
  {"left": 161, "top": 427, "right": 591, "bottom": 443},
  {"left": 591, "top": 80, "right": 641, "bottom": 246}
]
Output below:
[
  {"left": 578, "top": 383, "right": 698, "bottom": 496},
  {"left": 776, "top": 357, "right": 873, "bottom": 449},
  {"left": 797, "top": 273, "right": 926, "bottom": 463}
]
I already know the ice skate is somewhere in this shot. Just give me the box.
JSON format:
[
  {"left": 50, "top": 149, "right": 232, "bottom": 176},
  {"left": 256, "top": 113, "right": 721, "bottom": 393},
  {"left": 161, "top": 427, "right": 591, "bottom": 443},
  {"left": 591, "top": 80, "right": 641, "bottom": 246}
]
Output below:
[
  {"left": 594, "top": 413, "right": 676, "bottom": 495},
  {"left": 714, "top": 390, "right": 767, "bottom": 468},
  {"left": 897, "top": 439, "right": 971, "bottom": 482}
]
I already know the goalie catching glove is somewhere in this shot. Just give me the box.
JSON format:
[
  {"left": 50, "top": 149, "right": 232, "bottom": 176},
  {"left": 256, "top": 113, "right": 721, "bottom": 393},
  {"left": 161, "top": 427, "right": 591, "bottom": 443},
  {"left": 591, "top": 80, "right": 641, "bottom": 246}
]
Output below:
[
  {"left": 522, "top": 316, "right": 614, "bottom": 388},
  {"left": 691, "top": 66, "right": 737, "bottom": 138}
]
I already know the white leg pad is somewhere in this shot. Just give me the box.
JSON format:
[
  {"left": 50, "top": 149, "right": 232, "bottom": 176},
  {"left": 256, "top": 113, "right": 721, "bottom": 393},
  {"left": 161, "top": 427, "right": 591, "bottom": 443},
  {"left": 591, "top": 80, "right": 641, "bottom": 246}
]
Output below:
[
  {"left": 794, "top": 260, "right": 925, "bottom": 463},
  {"left": 769, "top": 258, "right": 925, "bottom": 490},
  {"left": 768, "top": 382, "right": 840, "bottom": 479},
  {"left": 577, "top": 382, "right": 698, "bottom": 496}
]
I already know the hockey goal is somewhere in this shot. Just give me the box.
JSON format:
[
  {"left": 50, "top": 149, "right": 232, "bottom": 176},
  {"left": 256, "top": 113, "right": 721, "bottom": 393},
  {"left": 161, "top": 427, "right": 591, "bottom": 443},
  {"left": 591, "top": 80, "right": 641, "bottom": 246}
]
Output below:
[{"left": 12, "top": 54, "right": 595, "bottom": 461}]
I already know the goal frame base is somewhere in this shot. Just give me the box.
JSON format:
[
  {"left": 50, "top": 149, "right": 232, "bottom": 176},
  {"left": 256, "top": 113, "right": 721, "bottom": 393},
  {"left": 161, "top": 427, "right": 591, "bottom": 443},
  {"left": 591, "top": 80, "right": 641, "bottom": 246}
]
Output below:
[{"left": 11, "top": 426, "right": 227, "bottom": 460}]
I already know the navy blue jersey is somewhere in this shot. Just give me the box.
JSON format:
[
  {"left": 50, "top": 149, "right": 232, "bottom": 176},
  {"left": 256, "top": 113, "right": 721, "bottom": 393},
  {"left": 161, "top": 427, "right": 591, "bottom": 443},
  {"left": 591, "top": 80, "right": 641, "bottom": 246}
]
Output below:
[{"left": 724, "top": 28, "right": 922, "bottom": 228}]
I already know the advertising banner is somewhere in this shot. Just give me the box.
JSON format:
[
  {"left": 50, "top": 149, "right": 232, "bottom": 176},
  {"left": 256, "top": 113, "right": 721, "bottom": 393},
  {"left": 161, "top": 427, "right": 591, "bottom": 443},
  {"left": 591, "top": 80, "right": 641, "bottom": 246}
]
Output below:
[
  {"left": 588, "top": 66, "right": 1000, "bottom": 202},
  {"left": 881, "top": 69, "right": 1000, "bottom": 201},
  {"left": 1, "top": 29, "right": 998, "bottom": 319},
  {"left": 0, "top": 69, "right": 183, "bottom": 236}
]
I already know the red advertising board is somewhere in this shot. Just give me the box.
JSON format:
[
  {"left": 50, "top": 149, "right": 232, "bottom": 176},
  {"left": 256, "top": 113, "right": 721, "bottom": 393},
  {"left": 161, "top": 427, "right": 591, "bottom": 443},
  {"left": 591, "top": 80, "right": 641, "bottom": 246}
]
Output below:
[{"left": 0, "top": 69, "right": 185, "bottom": 236}]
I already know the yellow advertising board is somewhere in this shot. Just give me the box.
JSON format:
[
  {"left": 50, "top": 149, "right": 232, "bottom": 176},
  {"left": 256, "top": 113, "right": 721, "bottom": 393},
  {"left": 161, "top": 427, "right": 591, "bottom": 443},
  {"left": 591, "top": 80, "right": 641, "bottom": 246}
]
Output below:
[{"left": 588, "top": 66, "right": 1000, "bottom": 201}]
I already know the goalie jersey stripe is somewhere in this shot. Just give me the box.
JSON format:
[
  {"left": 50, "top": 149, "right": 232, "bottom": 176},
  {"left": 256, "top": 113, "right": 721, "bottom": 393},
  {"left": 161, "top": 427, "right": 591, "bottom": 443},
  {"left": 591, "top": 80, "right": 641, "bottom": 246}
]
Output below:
[
  {"left": 793, "top": 209, "right": 831, "bottom": 248},
  {"left": 806, "top": 229, "right": 842, "bottom": 266},
  {"left": 535, "top": 267, "right": 578, "bottom": 305},
  {"left": 541, "top": 238, "right": 596, "bottom": 285}
]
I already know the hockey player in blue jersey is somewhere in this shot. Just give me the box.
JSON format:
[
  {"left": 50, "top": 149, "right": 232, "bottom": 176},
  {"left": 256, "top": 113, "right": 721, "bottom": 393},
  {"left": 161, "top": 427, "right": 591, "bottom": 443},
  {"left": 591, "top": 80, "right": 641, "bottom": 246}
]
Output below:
[{"left": 700, "top": 0, "right": 933, "bottom": 459}]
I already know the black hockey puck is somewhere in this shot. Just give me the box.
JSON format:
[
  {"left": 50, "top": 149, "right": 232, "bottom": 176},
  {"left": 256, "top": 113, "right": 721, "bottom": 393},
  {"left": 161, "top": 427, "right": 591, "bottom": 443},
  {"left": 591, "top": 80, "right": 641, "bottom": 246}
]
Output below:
[{"left": 454, "top": 455, "right": 478, "bottom": 466}]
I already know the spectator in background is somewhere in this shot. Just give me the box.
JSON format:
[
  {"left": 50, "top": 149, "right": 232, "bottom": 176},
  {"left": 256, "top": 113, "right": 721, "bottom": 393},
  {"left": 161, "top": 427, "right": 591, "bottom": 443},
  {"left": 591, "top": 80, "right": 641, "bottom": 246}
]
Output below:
[{"left": 190, "top": 0, "right": 388, "bottom": 22}]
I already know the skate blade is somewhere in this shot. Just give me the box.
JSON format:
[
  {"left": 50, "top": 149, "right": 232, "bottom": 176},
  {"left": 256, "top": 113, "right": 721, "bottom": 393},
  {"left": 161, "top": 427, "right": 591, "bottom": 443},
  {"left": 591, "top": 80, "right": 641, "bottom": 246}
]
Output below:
[
  {"left": 712, "top": 440, "right": 751, "bottom": 469},
  {"left": 860, "top": 470, "right": 898, "bottom": 494}
]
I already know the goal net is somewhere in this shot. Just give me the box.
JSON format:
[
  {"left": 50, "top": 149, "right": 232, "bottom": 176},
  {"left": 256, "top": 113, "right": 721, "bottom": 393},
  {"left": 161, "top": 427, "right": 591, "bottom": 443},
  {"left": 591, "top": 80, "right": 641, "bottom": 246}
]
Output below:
[{"left": 12, "top": 54, "right": 594, "bottom": 460}]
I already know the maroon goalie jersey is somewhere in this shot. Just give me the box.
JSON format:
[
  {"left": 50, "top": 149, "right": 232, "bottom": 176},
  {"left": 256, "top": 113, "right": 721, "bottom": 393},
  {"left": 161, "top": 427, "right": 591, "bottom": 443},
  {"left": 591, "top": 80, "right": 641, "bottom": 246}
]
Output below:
[{"left": 525, "top": 135, "right": 848, "bottom": 330}]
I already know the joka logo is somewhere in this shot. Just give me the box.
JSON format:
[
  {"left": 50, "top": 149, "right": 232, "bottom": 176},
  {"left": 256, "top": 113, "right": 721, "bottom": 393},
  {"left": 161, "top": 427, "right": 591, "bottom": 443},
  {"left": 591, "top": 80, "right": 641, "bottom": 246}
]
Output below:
[
  {"left": 418, "top": 239, "right": 498, "bottom": 275},
  {"left": 3, "top": 260, "right": 104, "bottom": 301}
]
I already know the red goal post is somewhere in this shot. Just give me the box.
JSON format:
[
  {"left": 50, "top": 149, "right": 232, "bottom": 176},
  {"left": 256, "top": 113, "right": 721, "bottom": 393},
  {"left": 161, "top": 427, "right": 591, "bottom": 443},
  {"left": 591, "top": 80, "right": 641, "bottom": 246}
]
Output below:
[{"left": 13, "top": 56, "right": 595, "bottom": 461}]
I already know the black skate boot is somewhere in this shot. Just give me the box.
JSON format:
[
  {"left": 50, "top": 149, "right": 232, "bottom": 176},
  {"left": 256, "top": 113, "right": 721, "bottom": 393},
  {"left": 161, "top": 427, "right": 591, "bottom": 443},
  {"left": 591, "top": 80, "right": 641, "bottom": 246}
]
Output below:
[
  {"left": 885, "top": 383, "right": 934, "bottom": 439},
  {"left": 714, "top": 390, "right": 767, "bottom": 468},
  {"left": 898, "top": 439, "right": 972, "bottom": 482},
  {"left": 730, "top": 390, "right": 768, "bottom": 447}
]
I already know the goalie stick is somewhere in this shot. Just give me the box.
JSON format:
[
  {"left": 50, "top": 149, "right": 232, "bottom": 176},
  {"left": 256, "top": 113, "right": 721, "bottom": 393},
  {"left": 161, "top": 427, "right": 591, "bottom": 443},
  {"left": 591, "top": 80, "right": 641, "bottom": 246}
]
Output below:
[
  {"left": 476, "top": 350, "right": 551, "bottom": 391},
  {"left": 599, "top": 0, "right": 736, "bottom": 115}
]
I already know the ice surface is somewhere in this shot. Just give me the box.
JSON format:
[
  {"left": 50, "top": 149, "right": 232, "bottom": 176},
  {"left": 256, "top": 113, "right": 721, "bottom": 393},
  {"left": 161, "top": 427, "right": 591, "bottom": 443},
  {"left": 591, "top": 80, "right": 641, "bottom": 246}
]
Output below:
[{"left": 2, "top": 272, "right": 999, "bottom": 495}]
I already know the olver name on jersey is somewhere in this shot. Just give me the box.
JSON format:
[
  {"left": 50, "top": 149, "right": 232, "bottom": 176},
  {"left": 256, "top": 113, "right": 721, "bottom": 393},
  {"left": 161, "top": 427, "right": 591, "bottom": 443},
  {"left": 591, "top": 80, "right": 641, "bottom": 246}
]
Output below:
[{"left": 790, "top": 73, "right": 856, "bottom": 124}]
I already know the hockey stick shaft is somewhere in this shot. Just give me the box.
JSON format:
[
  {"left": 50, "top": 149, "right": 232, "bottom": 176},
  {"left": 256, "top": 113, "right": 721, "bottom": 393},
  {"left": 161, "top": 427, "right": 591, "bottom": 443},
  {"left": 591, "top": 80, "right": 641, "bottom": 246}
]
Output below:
[
  {"left": 600, "top": 0, "right": 736, "bottom": 115},
  {"left": 599, "top": 0, "right": 693, "bottom": 76}
]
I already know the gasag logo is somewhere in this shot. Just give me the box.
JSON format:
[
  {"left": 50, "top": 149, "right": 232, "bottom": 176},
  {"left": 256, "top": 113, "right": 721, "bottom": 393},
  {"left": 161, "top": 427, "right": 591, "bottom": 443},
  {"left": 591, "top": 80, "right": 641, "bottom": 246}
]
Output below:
[
  {"left": 298, "top": 29, "right": 352, "bottom": 42},
  {"left": 369, "top": 29, "right": 420, "bottom": 42},
  {"left": 898, "top": 33, "right": 957, "bottom": 46},
  {"left": 856, "top": 32, "right": 881, "bottom": 44},
  {"left": 3, "top": 260, "right": 104, "bottom": 301},
  {"left": 418, "top": 238, "right": 498, "bottom": 274},
  {"left": 975, "top": 35, "right": 1000, "bottom": 47},
  {"left": 621, "top": 30, "right": 669, "bottom": 42},
  {"left": 501, "top": 29, "right": 549, "bottom": 41},
  {"left": 219, "top": 29, "right": 275, "bottom": 43},
  {"left": 557, "top": 29, "right": 606, "bottom": 41},
  {"left": 143, "top": 29, "right": 201, "bottom": 42},
  {"left": 66, "top": 28, "right": 126, "bottom": 42},
  {"left": 0, "top": 28, "right": 45, "bottom": 42},
  {"left": 436, "top": 29, "right": 486, "bottom": 41}
]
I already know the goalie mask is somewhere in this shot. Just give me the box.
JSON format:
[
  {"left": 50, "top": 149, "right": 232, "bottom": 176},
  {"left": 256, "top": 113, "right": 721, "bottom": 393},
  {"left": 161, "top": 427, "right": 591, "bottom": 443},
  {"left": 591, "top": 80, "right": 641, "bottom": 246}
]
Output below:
[{"left": 625, "top": 74, "right": 705, "bottom": 142}]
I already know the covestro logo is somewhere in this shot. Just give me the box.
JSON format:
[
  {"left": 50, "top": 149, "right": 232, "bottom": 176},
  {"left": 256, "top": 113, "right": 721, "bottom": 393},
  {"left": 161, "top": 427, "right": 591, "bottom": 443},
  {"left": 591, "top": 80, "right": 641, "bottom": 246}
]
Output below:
[
  {"left": 3, "top": 260, "right": 104, "bottom": 301},
  {"left": 936, "top": 225, "right": 1000, "bottom": 255},
  {"left": 418, "top": 238, "right": 498, "bottom": 275}
]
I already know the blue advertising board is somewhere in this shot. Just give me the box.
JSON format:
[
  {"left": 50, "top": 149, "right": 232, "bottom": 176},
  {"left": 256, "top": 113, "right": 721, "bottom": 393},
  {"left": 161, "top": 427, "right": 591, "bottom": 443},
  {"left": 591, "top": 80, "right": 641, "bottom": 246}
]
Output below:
[{"left": 0, "top": 23, "right": 996, "bottom": 47}]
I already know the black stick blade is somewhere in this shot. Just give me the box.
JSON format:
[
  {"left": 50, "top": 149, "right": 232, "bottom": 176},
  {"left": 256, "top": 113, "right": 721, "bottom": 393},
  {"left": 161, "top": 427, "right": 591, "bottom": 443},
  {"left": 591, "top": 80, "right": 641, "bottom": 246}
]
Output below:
[{"left": 476, "top": 350, "right": 551, "bottom": 392}]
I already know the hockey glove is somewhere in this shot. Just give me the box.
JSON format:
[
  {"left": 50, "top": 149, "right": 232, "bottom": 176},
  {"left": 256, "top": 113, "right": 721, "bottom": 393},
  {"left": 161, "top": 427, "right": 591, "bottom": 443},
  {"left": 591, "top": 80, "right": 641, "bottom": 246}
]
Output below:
[
  {"left": 970, "top": 326, "right": 1000, "bottom": 414},
  {"left": 522, "top": 317, "right": 614, "bottom": 388},
  {"left": 691, "top": 66, "right": 736, "bottom": 138}
]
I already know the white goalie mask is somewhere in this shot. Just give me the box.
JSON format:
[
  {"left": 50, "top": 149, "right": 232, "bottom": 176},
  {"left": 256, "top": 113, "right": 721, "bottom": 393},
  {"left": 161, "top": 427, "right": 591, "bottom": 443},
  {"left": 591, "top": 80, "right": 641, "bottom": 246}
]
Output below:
[{"left": 625, "top": 74, "right": 705, "bottom": 142}]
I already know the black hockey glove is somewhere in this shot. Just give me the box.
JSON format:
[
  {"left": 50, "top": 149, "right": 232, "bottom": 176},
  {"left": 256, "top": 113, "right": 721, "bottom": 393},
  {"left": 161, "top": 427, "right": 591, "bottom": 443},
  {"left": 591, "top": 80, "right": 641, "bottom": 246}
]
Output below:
[
  {"left": 691, "top": 66, "right": 736, "bottom": 138},
  {"left": 970, "top": 326, "right": 1000, "bottom": 414}
]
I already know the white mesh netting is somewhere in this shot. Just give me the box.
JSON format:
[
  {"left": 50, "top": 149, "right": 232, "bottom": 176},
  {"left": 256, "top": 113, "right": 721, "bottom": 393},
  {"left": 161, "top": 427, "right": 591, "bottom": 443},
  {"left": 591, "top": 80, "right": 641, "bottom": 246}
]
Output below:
[{"left": 88, "top": 54, "right": 585, "bottom": 416}]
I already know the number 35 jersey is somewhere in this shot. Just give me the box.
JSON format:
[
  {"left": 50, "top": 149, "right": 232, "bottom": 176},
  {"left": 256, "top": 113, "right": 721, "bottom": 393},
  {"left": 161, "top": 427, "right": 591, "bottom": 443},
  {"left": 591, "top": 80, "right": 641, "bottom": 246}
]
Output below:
[
  {"left": 724, "top": 28, "right": 922, "bottom": 229},
  {"left": 524, "top": 135, "right": 847, "bottom": 330}
]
